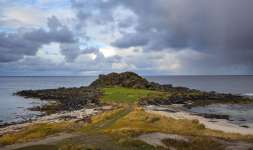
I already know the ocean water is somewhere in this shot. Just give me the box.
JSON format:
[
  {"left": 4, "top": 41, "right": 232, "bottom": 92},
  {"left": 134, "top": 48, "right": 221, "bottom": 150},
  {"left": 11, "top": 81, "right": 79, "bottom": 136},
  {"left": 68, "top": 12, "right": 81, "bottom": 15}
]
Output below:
[
  {"left": 190, "top": 104, "right": 253, "bottom": 127},
  {"left": 146, "top": 75, "right": 253, "bottom": 95},
  {"left": 0, "top": 76, "right": 96, "bottom": 124},
  {"left": 147, "top": 76, "right": 253, "bottom": 127},
  {"left": 0, "top": 76, "right": 253, "bottom": 125}
]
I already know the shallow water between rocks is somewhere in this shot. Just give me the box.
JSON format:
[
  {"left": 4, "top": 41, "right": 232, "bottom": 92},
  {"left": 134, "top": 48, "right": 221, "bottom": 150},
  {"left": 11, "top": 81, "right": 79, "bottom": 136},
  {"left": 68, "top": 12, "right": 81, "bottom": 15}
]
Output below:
[{"left": 189, "top": 104, "right": 253, "bottom": 128}]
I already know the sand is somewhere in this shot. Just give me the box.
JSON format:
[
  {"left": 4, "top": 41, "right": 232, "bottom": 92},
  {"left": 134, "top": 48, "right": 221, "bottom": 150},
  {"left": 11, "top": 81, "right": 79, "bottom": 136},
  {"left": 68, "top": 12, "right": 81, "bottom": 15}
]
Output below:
[{"left": 145, "top": 105, "right": 253, "bottom": 135}]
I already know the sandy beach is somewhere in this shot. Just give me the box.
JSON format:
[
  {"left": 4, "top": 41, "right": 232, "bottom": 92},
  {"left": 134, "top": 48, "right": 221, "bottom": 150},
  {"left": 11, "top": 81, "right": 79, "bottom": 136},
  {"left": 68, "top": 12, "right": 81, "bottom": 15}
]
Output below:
[{"left": 145, "top": 105, "right": 253, "bottom": 135}]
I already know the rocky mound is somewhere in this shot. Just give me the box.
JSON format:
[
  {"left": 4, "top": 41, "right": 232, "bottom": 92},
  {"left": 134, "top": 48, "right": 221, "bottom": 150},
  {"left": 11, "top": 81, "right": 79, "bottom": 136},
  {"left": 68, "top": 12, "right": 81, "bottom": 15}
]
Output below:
[
  {"left": 89, "top": 72, "right": 183, "bottom": 92},
  {"left": 89, "top": 72, "right": 150, "bottom": 89}
]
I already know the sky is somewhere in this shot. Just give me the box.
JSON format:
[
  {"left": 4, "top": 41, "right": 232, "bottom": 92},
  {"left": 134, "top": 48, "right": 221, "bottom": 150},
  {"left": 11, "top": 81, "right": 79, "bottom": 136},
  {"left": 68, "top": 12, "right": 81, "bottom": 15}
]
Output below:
[{"left": 0, "top": 0, "right": 253, "bottom": 76}]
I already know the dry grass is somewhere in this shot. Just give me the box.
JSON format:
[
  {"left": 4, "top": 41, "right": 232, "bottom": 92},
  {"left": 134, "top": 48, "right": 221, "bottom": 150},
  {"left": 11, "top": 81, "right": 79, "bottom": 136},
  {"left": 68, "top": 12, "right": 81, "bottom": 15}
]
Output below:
[
  {"left": 0, "top": 122, "right": 75, "bottom": 145},
  {"left": 162, "top": 137, "right": 225, "bottom": 150},
  {"left": 104, "top": 108, "right": 253, "bottom": 142},
  {"left": 2, "top": 107, "right": 253, "bottom": 148},
  {"left": 78, "top": 107, "right": 126, "bottom": 133},
  {"left": 58, "top": 143, "right": 93, "bottom": 150},
  {"left": 91, "top": 108, "right": 124, "bottom": 124},
  {"left": 0, "top": 107, "right": 126, "bottom": 146}
]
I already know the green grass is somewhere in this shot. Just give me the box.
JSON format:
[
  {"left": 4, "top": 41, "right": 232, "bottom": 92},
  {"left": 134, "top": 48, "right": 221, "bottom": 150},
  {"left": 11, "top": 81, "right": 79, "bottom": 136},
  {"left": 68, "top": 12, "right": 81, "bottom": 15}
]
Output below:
[{"left": 101, "top": 87, "right": 166, "bottom": 104}]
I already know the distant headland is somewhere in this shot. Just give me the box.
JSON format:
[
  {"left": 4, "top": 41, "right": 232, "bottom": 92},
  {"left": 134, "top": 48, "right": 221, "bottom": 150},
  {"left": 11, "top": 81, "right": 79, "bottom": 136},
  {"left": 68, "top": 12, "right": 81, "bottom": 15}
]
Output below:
[
  {"left": 0, "top": 72, "right": 252, "bottom": 149},
  {"left": 16, "top": 71, "right": 253, "bottom": 113}
]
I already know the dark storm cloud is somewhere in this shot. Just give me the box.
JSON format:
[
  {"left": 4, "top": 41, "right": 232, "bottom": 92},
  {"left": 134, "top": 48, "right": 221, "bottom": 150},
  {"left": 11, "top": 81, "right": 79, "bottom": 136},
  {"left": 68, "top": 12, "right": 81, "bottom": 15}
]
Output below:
[
  {"left": 113, "top": 0, "right": 253, "bottom": 51},
  {"left": 0, "top": 16, "right": 76, "bottom": 63},
  {"left": 72, "top": 0, "right": 253, "bottom": 73},
  {"left": 24, "top": 16, "right": 76, "bottom": 44},
  {"left": 0, "top": 32, "right": 41, "bottom": 62},
  {"left": 113, "top": 33, "right": 149, "bottom": 48},
  {"left": 60, "top": 43, "right": 99, "bottom": 61}
]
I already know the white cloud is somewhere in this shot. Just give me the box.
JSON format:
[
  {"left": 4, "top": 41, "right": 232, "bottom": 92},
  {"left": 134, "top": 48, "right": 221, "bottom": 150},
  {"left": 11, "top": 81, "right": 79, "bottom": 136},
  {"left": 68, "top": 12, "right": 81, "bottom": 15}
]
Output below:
[
  {"left": 74, "top": 53, "right": 97, "bottom": 63},
  {"left": 0, "top": 1, "right": 76, "bottom": 29},
  {"left": 84, "top": 21, "right": 121, "bottom": 45},
  {"left": 88, "top": 53, "right": 97, "bottom": 60},
  {"left": 112, "top": 62, "right": 136, "bottom": 70},
  {"left": 1, "top": 7, "right": 47, "bottom": 28},
  {"left": 99, "top": 47, "right": 117, "bottom": 58},
  {"left": 36, "top": 42, "right": 65, "bottom": 64}
]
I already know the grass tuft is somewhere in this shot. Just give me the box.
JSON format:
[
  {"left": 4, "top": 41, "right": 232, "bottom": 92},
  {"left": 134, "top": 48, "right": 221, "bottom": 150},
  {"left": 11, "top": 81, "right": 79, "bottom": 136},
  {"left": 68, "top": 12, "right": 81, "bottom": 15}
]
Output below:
[{"left": 0, "top": 122, "right": 75, "bottom": 145}]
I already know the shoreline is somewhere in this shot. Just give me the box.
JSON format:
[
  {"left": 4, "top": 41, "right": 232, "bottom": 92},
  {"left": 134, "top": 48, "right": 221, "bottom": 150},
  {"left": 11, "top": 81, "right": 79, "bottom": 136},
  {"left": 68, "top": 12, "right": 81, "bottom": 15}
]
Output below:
[
  {"left": 0, "top": 105, "right": 114, "bottom": 136},
  {"left": 145, "top": 105, "right": 253, "bottom": 135},
  {"left": 2, "top": 104, "right": 253, "bottom": 137}
]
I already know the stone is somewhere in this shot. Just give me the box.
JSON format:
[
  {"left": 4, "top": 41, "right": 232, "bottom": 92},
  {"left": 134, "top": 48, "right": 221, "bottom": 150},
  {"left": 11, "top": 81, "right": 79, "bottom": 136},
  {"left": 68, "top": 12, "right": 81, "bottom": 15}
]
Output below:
[{"left": 199, "top": 113, "right": 230, "bottom": 120}]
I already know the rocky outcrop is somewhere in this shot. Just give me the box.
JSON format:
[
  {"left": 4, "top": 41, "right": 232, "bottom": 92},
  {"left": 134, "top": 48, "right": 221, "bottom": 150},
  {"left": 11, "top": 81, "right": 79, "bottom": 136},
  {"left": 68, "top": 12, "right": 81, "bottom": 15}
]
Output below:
[
  {"left": 89, "top": 72, "right": 150, "bottom": 89},
  {"left": 89, "top": 72, "right": 186, "bottom": 92},
  {"left": 139, "top": 89, "right": 252, "bottom": 107},
  {"left": 16, "top": 71, "right": 253, "bottom": 112},
  {"left": 16, "top": 87, "right": 101, "bottom": 111}
]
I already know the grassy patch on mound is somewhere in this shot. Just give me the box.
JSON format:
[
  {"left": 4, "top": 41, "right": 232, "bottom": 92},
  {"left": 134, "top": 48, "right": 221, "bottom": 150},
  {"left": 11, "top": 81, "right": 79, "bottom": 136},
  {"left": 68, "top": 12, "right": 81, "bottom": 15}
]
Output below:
[{"left": 101, "top": 87, "right": 167, "bottom": 104}]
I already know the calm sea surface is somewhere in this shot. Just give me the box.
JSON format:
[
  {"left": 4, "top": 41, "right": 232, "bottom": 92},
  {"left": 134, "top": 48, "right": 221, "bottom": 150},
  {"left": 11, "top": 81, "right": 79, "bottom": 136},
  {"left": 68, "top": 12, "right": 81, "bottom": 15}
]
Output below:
[{"left": 0, "top": 76, "right": 253, "bottom": 125}]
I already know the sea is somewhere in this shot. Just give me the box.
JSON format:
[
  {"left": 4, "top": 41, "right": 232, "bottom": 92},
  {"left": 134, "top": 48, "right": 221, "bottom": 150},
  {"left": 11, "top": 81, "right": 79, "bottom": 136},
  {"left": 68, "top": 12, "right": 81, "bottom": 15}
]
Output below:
[{"left": 0, "top": 76, "right": 253, "bottom": 126}]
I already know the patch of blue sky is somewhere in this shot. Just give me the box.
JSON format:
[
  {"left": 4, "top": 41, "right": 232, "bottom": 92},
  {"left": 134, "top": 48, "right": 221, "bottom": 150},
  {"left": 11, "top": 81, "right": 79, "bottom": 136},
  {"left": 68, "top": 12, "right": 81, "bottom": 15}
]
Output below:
[
  {"left": 5, "top": 0, "right": 71, "bottom": 10},
  {"left": 34, "top": 0, "right": 71, "bottom": 10},
  {"left": 0, "top": 27, "right": 17, "bottom": 33},
  {"left": 79, "top": 37, "right": 108, "bottom": 49},
  {"left": 87, "top": 40, "right": 108, "bottom": 49}
]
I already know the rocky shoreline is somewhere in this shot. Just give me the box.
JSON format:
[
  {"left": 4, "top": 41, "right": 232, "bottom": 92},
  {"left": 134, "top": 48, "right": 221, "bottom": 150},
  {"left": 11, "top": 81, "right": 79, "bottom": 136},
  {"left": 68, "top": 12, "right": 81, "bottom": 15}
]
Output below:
[
  {"left": 0, "top": 105, "right": 114, "bottom": 136},
  {"left": 16, "top": 86, "right": 102, "bottom": 113},
  {"left": 16, "top": 72, "right": 253, "bottom": 111},
  {"left": 6, "top": 71, "right": 253, "bottom": 130}
]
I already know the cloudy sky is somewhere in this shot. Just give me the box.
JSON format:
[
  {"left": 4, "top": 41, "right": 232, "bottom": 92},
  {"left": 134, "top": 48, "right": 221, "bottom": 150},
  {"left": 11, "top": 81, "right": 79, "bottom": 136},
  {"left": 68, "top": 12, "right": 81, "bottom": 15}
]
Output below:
[{"left": 0, "top": 0, "right": 253, "bottom": 76}]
